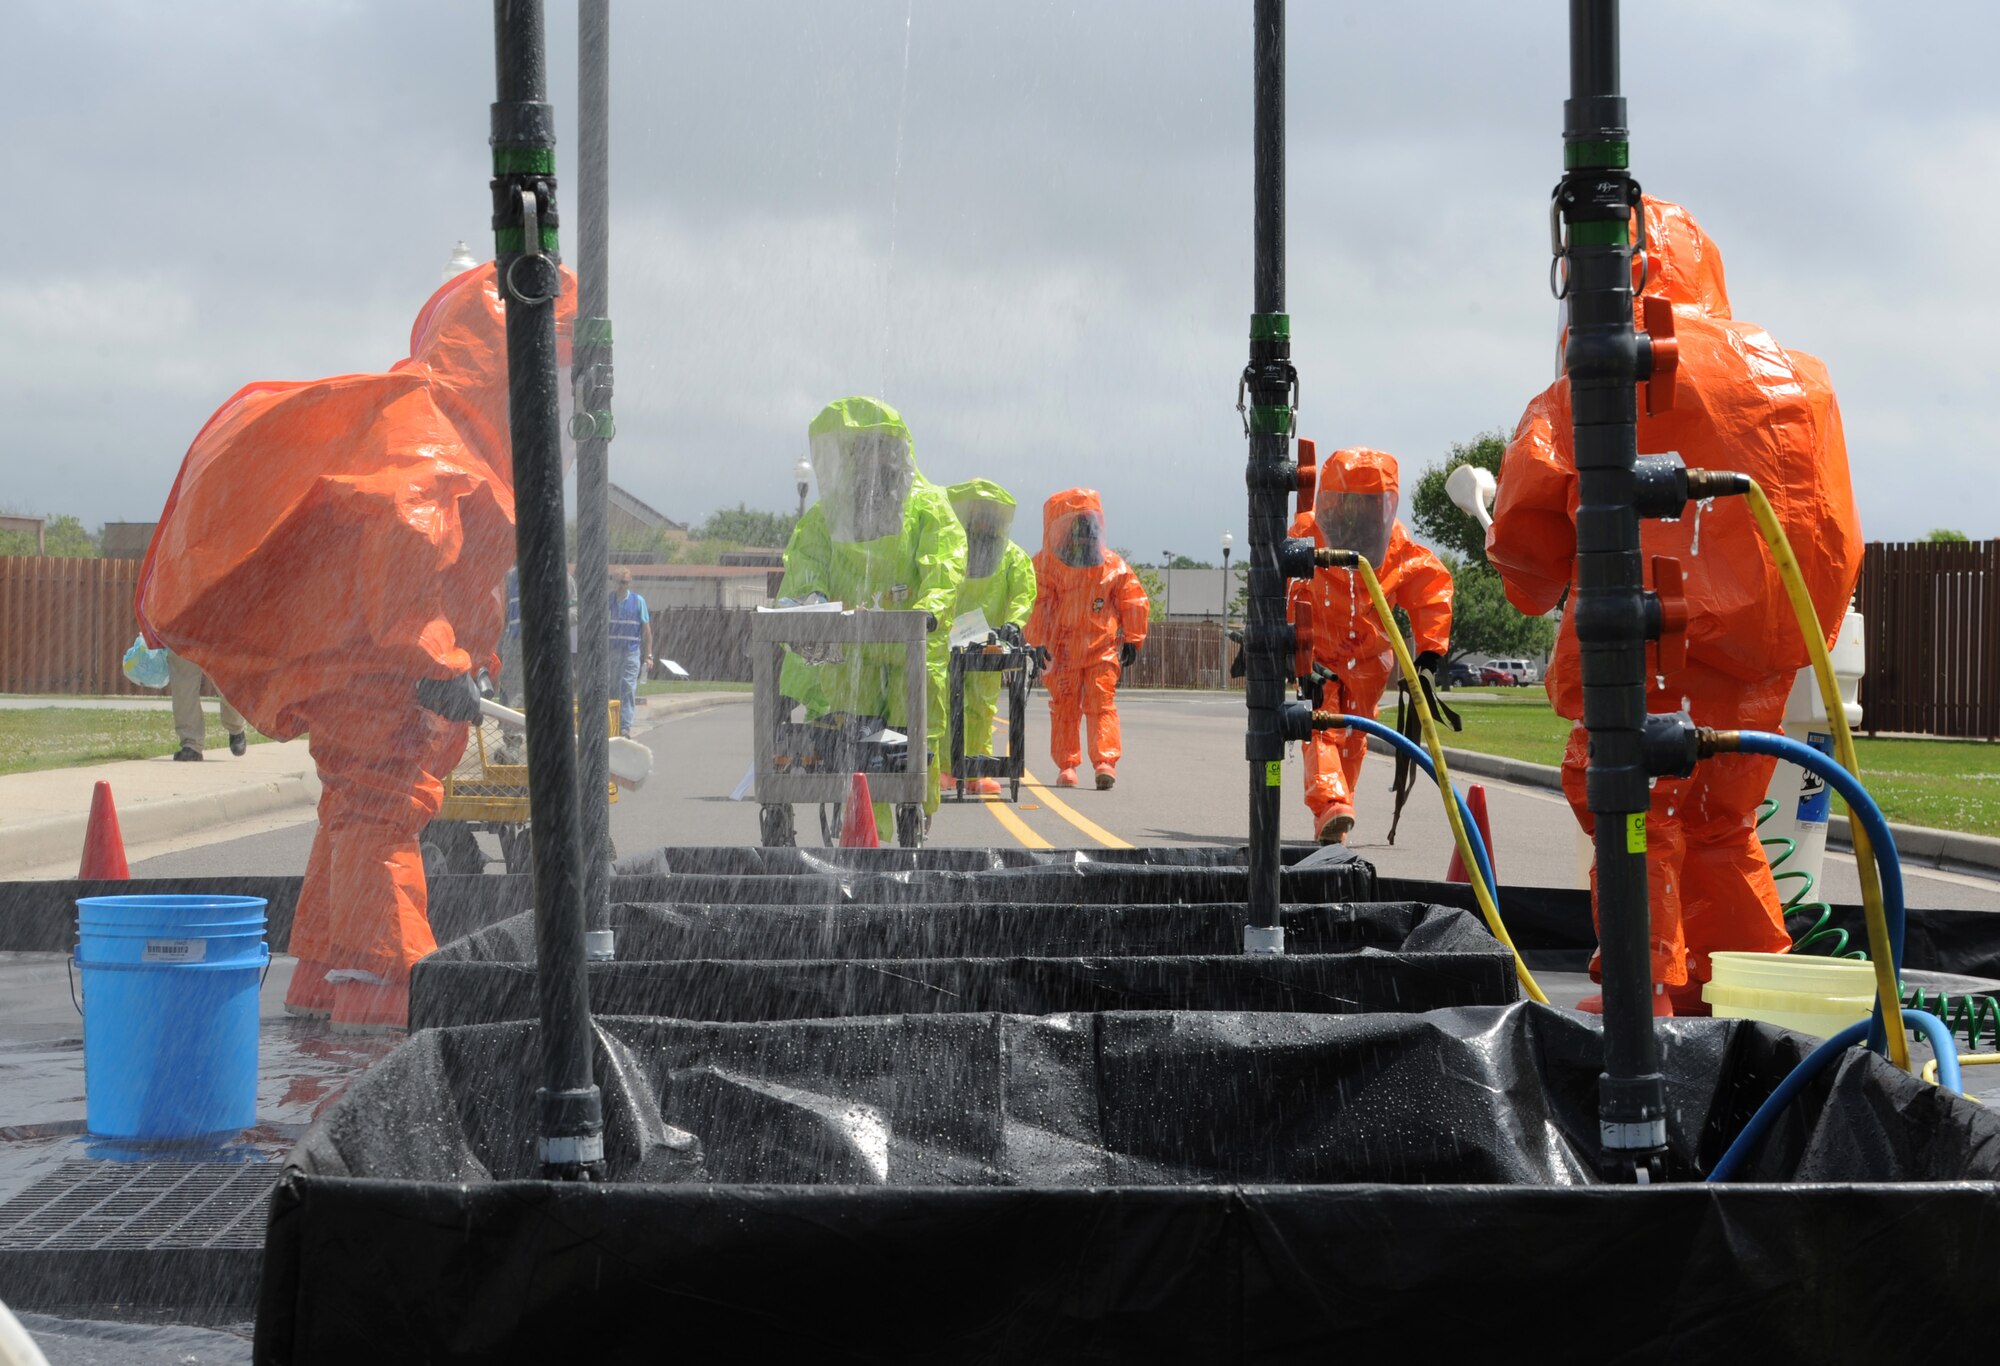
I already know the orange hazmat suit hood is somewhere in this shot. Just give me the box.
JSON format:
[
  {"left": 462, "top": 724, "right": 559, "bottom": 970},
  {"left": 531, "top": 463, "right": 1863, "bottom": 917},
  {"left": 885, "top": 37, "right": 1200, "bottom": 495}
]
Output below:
[
  {"left": 1639, "top": 196, "right": 1731, "bottom": 320},
  {"left": 1040, "top": 488, "right": 1109, "bottom": 583},
  {"left": 137, "top": 262, "right": 577, "bottom": 739},
  {"left": 1313, "top": 447, "right": 1399, "bottom": 566}
]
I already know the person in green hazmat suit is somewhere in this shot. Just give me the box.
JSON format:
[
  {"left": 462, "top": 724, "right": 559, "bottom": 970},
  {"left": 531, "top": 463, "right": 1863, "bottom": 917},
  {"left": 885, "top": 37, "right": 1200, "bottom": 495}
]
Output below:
[
  {"left": 777, "top": 397, "right": 967, "bottom": 839},
  {"left": 942, "top": 479, "right": 1038, "bottom": 796}
]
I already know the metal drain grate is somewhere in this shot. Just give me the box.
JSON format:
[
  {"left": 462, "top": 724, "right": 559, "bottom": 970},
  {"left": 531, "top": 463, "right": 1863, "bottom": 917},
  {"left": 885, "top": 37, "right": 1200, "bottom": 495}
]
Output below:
[{"left": 0, "top": 1161, "right": 279, "bottom": 1251}]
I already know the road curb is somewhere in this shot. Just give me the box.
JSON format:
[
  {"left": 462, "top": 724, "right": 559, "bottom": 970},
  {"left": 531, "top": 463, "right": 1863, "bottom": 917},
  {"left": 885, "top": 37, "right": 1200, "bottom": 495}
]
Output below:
[
  {"left": 0, "top": 770, "right": 322, "bottom": 879},
  {"left": 1364, "top": 735, "right": 2000, "bottom": 876},
  {"left": 0, "top": 693, "right": 748, "bottom": 877}
]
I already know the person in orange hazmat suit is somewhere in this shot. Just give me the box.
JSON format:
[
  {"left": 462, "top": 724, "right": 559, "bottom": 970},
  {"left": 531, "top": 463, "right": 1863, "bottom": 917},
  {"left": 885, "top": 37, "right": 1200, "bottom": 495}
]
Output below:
[
  {"left": 1025, "top": 489, "right": 1149, "bottom": 789},
  {"left": 1287, "top": 447, "right": 1453, "bottom": 845},
  {"left": 1489, "top": 196, "right": 1862, "bottom": 1014},
  {"left": 137, "top": 261, "right": 576, "bottom": 1031}
]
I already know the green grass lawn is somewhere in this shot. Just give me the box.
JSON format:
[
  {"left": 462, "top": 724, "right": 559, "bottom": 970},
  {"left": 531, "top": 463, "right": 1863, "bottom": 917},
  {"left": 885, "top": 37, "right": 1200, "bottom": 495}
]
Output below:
[
  {"left": 1434, "top": 692, "right": 2000, "bottom": 835},
  {"left": 636, "top": 679, "right": 752, "bottom": 696},
  {"left": 0, "top": 708, "right": 271, "bottom": 776}
]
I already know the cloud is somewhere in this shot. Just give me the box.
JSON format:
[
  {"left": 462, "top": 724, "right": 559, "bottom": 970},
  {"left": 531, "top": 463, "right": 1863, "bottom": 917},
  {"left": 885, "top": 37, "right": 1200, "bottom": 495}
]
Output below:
[{"left": 3, "top": 0, "right": 1994, "bottom": 553}]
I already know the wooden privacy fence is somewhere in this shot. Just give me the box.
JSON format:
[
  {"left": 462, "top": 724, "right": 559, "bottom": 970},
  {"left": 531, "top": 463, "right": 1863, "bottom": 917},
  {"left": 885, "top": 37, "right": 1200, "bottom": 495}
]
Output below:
[
  {"left": 1, "top": 574, "right": 1247, "bottom": 697},
  {"left": 0, "top": 557, "right": 145, "bottom": 695},
  {"left": 1857, "top": 539, "right": 2000, "bottom": 739}
]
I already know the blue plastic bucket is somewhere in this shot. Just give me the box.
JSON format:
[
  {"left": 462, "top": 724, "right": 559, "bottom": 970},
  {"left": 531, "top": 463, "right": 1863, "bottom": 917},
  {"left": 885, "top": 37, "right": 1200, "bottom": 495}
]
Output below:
[{"left": 74, "top": 895, "right": 269, "bottom": 1140}]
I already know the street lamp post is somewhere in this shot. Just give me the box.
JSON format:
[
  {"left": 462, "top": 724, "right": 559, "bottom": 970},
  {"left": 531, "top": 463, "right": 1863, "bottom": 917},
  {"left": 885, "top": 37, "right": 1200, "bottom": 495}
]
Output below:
[
  {"left": 793, "top": 456, "right": 813, "bottom": 521},
  {"left": 1221, "top": 532, "right": 1234, "bottom": 688}
]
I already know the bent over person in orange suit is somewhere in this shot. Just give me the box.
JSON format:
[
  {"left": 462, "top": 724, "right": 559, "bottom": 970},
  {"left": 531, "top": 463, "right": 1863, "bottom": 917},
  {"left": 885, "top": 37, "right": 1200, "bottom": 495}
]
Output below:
[
  {"left": 138, "top": 261, "right": 575, "bottom": 1031},
  {"left": 1288, "top": 447, "right": 1452, "bottom": 844},
  {"left": 1489, "top": 196, "right": 1862, "bottom": 1015},
  {"left": 1025, "top": 489, "right": 1149, "bottom": 790}
]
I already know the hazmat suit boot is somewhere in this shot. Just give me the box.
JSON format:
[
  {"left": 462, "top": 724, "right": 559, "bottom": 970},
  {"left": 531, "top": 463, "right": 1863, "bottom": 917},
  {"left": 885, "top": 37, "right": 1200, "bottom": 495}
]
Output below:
[
  {"left": 1316, "top": 808, "right": 1355, "bottom": 846},
  {"left": 776, "top": 398, "right": 969, "bottom": 845},
  {"left": 1027, "top": 490, "right": 1149, "bottom": 787},
  {"left": 1576, "top": 986, "right": 1676, "bottom": 1017},
  {"left": 972, "top": 778, "right": 1003, "bottom": 797},
  {"left": 1490, "top": 197, "right": 1862, "bottom": 994},
  {"left": 1057, "top": 768, "right": 1080, "bottom": 788},
  {"left": 1288, "top": 447, "right": 1453, "bottom": 837},
  {"left": 1095, "top": 765, "right": 1116, "bottom": 790},
  {"left": 284, "top": 954, "right": 336, "bottom": 1019}
]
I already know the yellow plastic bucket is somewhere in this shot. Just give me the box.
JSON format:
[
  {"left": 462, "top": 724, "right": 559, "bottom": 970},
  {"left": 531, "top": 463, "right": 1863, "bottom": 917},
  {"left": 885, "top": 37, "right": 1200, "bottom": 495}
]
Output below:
[{"left": 1703, "top": 951, "right": 1876, "bottom": 1039}]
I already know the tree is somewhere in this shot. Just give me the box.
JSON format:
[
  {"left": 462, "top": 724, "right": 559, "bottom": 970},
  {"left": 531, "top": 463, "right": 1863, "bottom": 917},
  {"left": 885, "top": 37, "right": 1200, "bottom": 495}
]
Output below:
[
  {"left": 0, "top": 512, "right": 98, "bottom": 558},
  {"left": 695, "top": 504, "right": 797, "bottom": 547},
  {"left": 1441, "top": 551, "right": 1556, "bottom": 665},
  {"left": 1163, "top": 553, "right": 1212, "bottom": 569},
  {"left": 1409, "top": 430, "right": 1508, "bottom": 568},
  {"left": 1926, "top": 528, "right": 1971, "bottom": 544},
  {"left": 1116, "top": 549, "right": 1168, "bottom": 623}
]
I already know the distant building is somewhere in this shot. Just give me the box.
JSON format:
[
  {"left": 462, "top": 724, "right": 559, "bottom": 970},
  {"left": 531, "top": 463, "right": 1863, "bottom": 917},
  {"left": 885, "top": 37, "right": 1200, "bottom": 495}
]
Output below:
[
  {"left": 717, "top": 547, "right": 785, "bottom": 569},
  {"left": 100, "top": 522, "right": 157, "bottom": 561},
  {"left": 608, "top": 483, "right": 687, "bottom": 545},
  {"left": 627, "top": 564, "right": 782, "bottom": 611}
]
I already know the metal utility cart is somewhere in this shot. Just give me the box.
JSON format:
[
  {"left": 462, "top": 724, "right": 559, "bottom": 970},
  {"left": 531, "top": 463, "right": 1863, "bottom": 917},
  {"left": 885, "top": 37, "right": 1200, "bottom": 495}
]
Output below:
[
  {"left": 946, "top": 635, "right": 1031, "bottom": 802},
  {"left": 752, "top": 607, "right": 930, "bottom": 848},
  {"left": 421, "top": 701, "right": 620, "bottom": 876}
]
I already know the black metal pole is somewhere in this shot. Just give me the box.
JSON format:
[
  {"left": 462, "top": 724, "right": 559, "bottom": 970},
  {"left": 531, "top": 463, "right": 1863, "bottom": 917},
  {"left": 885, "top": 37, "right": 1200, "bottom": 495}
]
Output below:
[
  {"left": 1241, "top": 0, "right": 1307, "bottom": 955},
  {"left": 1557, "top": 0, "right": 1667, "bottom": 1181},
  {"left": 491, "top": 0, "right": 604, "bottom": 1181},
  {"left": 574, "top": 0, "right": 614, "bottom": 939}
]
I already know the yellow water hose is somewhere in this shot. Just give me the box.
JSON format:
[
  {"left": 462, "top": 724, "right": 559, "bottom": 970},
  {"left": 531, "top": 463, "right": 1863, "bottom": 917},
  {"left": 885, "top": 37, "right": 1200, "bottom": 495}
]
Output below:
[
  {"left": 1742, "top": 479, "right": 1908, "bottom": 1070},
  {"left": 1350, "top": 555, "right": 1548, "bottom": 1004}
]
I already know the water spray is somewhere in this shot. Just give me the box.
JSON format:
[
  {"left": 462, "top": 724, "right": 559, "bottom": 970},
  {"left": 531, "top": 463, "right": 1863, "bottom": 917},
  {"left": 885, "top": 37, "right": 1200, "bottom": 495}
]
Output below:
[
  {"left": 573, "top": 0, "right": 616, "bottom": 955},
  {"left": 491, "top": 0, "right": 604, "bottom": 1181},
  {"left": 1238, "top": 0, "right": 1318, "bottom": 956}
]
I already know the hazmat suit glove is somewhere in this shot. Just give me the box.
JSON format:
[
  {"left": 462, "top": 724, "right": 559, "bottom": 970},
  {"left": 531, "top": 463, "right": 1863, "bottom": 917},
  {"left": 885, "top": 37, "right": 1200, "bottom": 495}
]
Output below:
[
  {"left": 1033, "top": 645, "right": 1053, "bottom": 670},
  {"left": 998, "top": 622, "right": 1024, "bottom": 647},
  {"left": 415, "top": 674, "right": 483, "bottom": 724},
  {"left": 1119, "top": 641, "right": 1139, "bottom": 669}
]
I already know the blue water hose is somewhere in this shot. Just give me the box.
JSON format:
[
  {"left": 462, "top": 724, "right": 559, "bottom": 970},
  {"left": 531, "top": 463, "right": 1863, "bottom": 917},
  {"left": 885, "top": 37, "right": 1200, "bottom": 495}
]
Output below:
[
  {"left": 1707, "top": 1008, "right": 1961, "bottom": 1182},
  {"left": 1335, "top": 713, "right": 1499, "bottom": 907},
  {"left": 1732, "top": 730, "right": 1906, "bottom": 1053}
]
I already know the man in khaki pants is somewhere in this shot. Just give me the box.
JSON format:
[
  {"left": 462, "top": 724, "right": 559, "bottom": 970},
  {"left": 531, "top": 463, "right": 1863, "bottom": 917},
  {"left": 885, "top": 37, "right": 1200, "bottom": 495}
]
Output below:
[{"left": 167, "top": 651, "right": 247, "bottom": 761}]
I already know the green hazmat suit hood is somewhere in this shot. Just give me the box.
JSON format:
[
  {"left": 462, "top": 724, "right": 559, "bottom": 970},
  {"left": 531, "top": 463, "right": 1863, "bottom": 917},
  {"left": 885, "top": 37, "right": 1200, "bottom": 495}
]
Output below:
[
  {"left": 946, "top": 478, "right": 1018, "bottom": 581},
  {"left": 808, "top": 396, "right": 916, "bottom": 543}
]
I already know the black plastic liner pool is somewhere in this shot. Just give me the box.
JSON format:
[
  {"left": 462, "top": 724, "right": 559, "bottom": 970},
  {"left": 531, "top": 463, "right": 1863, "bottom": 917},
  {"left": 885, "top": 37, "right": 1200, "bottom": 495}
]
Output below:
[
  {"left": 256, "top": 1003, "right": 2000, "bottom": 1362},
  {"left": 410, "top": 899, "right": 1518, "bottom": 1027}
]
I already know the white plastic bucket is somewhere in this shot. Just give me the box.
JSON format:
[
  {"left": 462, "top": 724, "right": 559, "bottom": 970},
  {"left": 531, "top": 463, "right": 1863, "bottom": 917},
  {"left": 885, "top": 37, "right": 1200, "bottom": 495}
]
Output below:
[{"left": 1703, "top": 950, "right": 1875, "bottom": 1039}]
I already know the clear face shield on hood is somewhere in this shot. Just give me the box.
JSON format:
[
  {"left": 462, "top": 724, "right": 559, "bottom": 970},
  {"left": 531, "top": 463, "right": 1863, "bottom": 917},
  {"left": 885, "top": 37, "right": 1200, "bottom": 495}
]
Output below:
[
  {"left": 811, "top": 427, "right": 915, "bottom": 543},
  {"left": 954, "top": 499, "right": 1016, "bottom": 580},
  {"left": 1049, "top": 509, "right": 1107, "bottom": 568},
  {"left": 1315, "top": 488, "right": 1395, "bottom": 567}
]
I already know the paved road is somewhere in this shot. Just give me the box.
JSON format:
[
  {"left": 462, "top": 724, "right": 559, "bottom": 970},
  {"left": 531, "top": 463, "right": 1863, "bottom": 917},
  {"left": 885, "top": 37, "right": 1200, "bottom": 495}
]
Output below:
[{"left": 128, "top": 691, "right": 2000, "bottom": 913}]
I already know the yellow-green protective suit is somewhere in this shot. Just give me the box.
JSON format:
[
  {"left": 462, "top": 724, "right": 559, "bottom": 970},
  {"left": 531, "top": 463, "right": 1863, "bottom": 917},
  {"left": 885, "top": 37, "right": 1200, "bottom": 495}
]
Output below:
[
  {"left": 778, "top": 397, "right": 967, "bottom": 837},
  {"left": 946, "top": 479, "right": 1037, "bottom": 758}
]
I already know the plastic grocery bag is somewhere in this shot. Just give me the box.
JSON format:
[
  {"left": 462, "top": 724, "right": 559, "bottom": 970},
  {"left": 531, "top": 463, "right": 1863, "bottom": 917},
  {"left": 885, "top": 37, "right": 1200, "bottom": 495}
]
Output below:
[{"left": 123, "top": 635, "right": 171, "bottom": 689}]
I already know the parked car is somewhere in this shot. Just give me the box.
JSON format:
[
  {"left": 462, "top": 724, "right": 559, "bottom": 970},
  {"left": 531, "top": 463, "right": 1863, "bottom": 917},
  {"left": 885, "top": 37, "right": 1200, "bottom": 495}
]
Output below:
[
  {"left": 1486, "top": 657, "right": 1541, "bottom": 685},
  {"left": 1477, "top": 665, "right": 1519, "bottom": 686},
  {"left": 1439, "top": 661, "right": 1482, "bottom": 690}
]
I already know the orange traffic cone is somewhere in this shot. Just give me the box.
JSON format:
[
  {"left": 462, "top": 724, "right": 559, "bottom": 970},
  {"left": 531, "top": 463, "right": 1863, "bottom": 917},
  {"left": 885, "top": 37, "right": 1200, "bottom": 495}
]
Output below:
[
  {"left": 79, "top": 780, "right": 130, "bottom": 879},
  {"left": 838, "top": 772, "right": 881, "bottom": 848},
  {"left": 1444, "top": 782, "right": 1495, "bottom": 885}
]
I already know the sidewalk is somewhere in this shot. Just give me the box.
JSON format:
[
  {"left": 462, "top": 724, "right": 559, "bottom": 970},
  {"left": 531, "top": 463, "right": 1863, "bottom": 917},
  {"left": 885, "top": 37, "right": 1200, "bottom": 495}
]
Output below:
[{"left": 0, "top": 692, "right": 747, "bottom": 880}]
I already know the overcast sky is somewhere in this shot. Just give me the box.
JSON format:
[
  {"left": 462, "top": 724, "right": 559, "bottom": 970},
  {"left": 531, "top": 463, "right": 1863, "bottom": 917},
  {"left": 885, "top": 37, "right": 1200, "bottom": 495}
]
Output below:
[{"left": 7, "top": 2, "right": 1994, "bottom": 557}]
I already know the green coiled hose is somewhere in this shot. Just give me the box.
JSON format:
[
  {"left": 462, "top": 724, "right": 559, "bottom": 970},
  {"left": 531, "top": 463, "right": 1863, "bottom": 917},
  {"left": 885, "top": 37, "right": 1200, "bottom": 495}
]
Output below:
[{"left": 1764, "top": 798, "right": 1864, "bottom": 960}]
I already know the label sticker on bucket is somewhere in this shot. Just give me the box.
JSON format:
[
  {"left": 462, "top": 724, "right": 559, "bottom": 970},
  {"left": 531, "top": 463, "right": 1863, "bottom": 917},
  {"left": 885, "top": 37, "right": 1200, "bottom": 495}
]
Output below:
[
  {"left": 1796, "top": 731, "right": 1834, "bottom": 826},
  {"left": 142, "top": 938, "right": 207, "bottom": 964},
  {"left": 1265, "top": 760, "right": 1283, "bottom": 787}
]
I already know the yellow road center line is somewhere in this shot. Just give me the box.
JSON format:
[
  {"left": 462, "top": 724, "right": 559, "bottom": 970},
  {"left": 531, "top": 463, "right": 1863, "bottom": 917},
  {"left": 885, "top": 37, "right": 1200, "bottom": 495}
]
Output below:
[
  {"left": 981, "top": 794, "right": 1052, "bottom": 849},
  {"left": 1020, "top": 769, "right": 1133, "bottom": 849}
]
